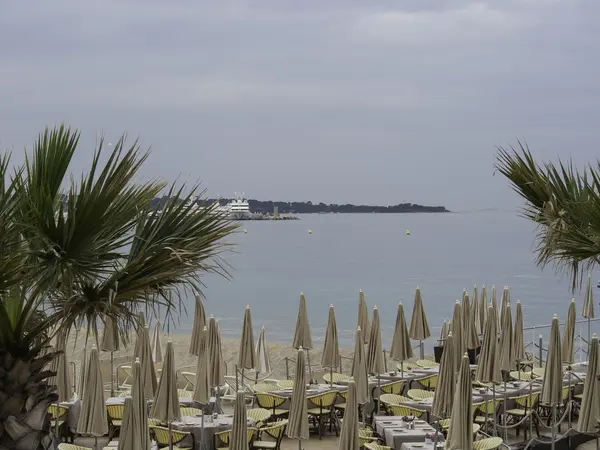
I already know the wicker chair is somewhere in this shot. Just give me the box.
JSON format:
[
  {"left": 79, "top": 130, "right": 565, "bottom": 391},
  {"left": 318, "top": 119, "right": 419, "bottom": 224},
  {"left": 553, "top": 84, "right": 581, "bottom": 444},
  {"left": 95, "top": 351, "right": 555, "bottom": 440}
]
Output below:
[
  {"left": 380, "top": 380, "right": 406, "bottom": 395},
  {"left": 253, "top": 420, "right": 287, "bottom": 450},
  {"left": 106, "top": 404, "right": 124, "bottom": 438},
  {"left": 365, "top": 443, "right": 391, "bottom": 450},
  {"left": 322, "top": 372, "right": 351, "bottom": 384},
  {"left": 180, "top": 407, "right": 203, "bottom": 417},
  {"left": 307, "top": 391, "right": 339, "bottom": 439},
  {"left": 247, "top": 408, "right": 272, "bottom": 427},
  {"left": 473, "top": 437, "right": 503, "bottom": 450},
  {"left": 48, "top": 404, "right": 70, "bottom": 441},
  {"left": 416, "top": 359, "right": 439, "bottom": 369},
  {"left": 276, "top": 380, "right": 294, "bottom": 389},
  {"left": 177, "top": 388, "right": 194, "bottom": 398},
  {"left": 379, "top": 394, "right": 412, "bottom": 414},
  {"left": 253, "top": 383, "right": 279, "bottom": 393},
  {"left": 254, "top": 393, "right": 288, "bottom": 419},
  {"left": 505, "top": 393, "right": 540, "bottom": 439},
  {"left": 57, "top": 445, "right": 92, "bottom": 450},
  {"left": 407, "top": 389, "right": 434, "bottom": 400},
  {"left": 388, "top": 404, "right": 427, "bottom": 420},
  {"left": 215, "top": 428, "right": 256, "bottom": 450},
  {"left": 415, "top": 374, "right": 438, "bottom": 390},
  {"left": 473, "top": 399, "right": 504, "bottom": 434},
  {"left": 509, "top": 371, "right": 534, "bottom": 381},
  {"left": 151, "top": 425, "right": 194, "bottom": 450},
  {"left": 396, "top": 362, "right": 417, "bottom": 371}
]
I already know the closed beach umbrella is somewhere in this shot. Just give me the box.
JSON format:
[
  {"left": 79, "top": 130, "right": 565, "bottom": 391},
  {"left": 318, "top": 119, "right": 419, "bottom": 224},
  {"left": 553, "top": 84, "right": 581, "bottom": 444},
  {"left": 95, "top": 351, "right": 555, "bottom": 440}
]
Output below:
[
  {"left": 500, "top": 286, "right": 510, "bottom": 331},
  {"left": 230, "top": 390, "right": 249, "bottom": 450},
  {"left": 450, "top": 301, "right": 464, "bottom": 371},
  {"left": 321, "top": 305, "right": 340, "bottom": 369},
  {"left": 208, "top": 315, "right": 225, "bottom": 388},
  {"left": 499, "top": 303, "right": 514, "bottom": 372},
  {"left": 238, "top": 305, "right": 256, "bottom": 373},
  {"left": 151, "top": 320, "right": 163, "bottom": 364},
  {"left": 431, "top": 332, "right": 456, "bottom": 419},
  {"left": 439, "top": 320, "right": 448, "bottom": 345},
  {"left": 118, "top": 394, "right": 150, "bottom": 450},
  {"left": 129, "top": 358, "right": 151, "bottom": 450},
  {"left": 152, "top": 339, "right": 181, "bottom": 422},
  {"left": 491, "top": 286, "right": 499, "bottom": 329},
  {"left": 583, "top": 274, "right": 595, "bottom": 345},
  {"left": 576, "top": 334, "right": 599, "bottom": 432},
  {"left": 367, "top": 306, "right": 385, "bottom": 375},
  {"left": 193, "top": 326, "right": 211, "bottom": 404},
  {"left": 256, "top": 326, "right": 272, "bottom": 375},
  {"left": 101, "top": 315, "right": 120, "bottom": 352},
  {"left": 462, "top": 293, "right": 478, "bottom": 350},
  {"left": 51, "top": 330, "right": 72, "bottom": 402},
  {"left": 293, "top": 293, "right": 313, "bottom": 350},
  {"left": 476, "top": 305, "right": 501, "bottom": 384},
  {"left": 352, "top": 327, "right": 369, "bottom": 405},
  {"left": 479, "top": 285, "right": 488, "bottom": 335},
  {"left": 136, "top": 326, "right": 158, "bottom": 399},
  {"left": 134, "top": 312, "right": 146, "bottom": 357},
  {"left": 514, "top": 301, "right": 525, "bottom": 363},
  {"left": 471, "top": 285, "right": 480, "bottom": 335},
  {"left": 77, "top": 347, "right": 108, "bottom": 437},
  {"left": 357, "top": 290, "right": 370, "bottom": 344},
  {"left": 409, "top": 286, "right": 431, "bottom": 341},
  {"left": 562, "top": 299, "right": 576, "bottom": 364},
  {"left": 390, "top": 302, "right": 413, "bottom": 362},
  {"left": 338, "top": 380, "right": 360, "bottom": 450},
  {"left": 216, "top": 319, "right": 227, "bottom": 382},
  {"left": 287, "top": 347, "right": 309, "bottom": 445},
  {"left": 446, "top": 353, "right": 473, "bottom": 450},
  {"left": 541, "top": 315, "right": 564, "bottom": 405},
  {"left": 101, "top": 315, "right": 119, "bottom": 396},
  {"left": 77, "top": 347, "right": 87, "bottom": 400},
  {"left": 189, "top": 293, "right": 207, "bottom": 356}
]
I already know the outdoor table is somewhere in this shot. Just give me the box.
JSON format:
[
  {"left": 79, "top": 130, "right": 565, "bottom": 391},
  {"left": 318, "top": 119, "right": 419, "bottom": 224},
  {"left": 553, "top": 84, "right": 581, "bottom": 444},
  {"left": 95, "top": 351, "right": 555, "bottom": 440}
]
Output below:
[
  {"left": 271, "top": 384, "right": 346, "bottom": 409},
  {"left": 378, "top": 371, "right": 424, "bottom": 382},
  {"left": 172, "top": 414, "right": 255, "bottom": 450},
  {"left": 383, "top": 420, "right": 438, "bottom": 449},
  {"left": 374, "top": 417, "right": 406, "bottom": 436},
  {"left": 59, "top": 398, "right": 80, "bottom": 432},
  {"left": 411, "top": 364, "right": 477, "bottom": 375},
  {"left": 400, "top": 395, "right": 483, "bottom": 418},
  {"left": 401, "top": 442, "right": 444, "bottom": 450}
]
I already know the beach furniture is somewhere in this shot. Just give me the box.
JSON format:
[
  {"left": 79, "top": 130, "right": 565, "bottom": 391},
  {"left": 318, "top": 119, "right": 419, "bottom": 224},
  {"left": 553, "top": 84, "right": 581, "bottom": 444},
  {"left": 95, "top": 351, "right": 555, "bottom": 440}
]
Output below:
[
  {"left": 247, "top": 408, "right": 271, "bottom": 427},
  {"left": 307, "top": 391, "right": 338, "bottom": 439},
  {"left": 151, "top": 425, "right": 194, "bottom": 450},
  {"left": 407, "top": 389, "right": 434, "bottom": 400},
  {"left": 254, "top": 393, "right": 289, "bottom": 419},
  {"left": 252, "top": 420, "right": 288, "bottom": 450}
]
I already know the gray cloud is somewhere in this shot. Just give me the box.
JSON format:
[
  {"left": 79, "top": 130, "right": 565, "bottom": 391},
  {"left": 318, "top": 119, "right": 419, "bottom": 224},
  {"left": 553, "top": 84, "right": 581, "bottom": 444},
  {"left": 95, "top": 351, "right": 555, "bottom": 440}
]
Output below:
[{"left": 0, "top": 0, "right": 597, "bottom": 208}]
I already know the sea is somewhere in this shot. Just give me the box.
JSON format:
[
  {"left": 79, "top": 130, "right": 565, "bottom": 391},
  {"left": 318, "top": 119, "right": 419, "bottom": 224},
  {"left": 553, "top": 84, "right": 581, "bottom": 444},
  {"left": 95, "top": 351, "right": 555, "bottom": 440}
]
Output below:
[{"left": 170, "top": 211, "right": 597, "bottom": 354}]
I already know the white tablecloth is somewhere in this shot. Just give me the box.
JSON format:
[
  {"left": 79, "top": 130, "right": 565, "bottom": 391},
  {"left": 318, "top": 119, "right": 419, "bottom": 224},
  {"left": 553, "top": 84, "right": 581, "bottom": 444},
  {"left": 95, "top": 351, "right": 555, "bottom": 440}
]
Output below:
[{"left": 172, "top": 414, "right": 255, "bottom": 450}]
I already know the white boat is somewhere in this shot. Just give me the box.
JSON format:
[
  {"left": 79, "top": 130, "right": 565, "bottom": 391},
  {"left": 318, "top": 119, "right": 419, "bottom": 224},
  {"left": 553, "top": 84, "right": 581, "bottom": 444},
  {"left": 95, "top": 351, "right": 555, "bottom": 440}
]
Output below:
[{"left": 225, "top": 193, "right": 251, "bottom": 220}]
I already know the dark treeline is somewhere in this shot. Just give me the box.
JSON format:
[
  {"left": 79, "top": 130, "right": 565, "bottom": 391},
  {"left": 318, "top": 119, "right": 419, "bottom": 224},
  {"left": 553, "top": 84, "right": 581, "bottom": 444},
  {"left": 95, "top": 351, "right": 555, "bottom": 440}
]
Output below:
[{"left": 150, "top": 197, "right": 449, "bottom": 214}]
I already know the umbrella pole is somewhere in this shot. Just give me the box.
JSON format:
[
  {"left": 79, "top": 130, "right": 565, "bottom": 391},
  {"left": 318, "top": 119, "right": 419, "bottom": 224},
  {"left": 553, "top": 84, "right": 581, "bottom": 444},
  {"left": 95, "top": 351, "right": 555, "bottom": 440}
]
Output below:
[
  {"left": 168, "top": 420, "right": 173, "bottom": 450},
  {"left": 110, "top": 351, "right": 115, "bottom": 397},
  {"left": 503, "top": 380, "right": 507, "bottom": 442},
  {"left": 492, "top": 385, "right": 497, "bottom": 436},
  {"left": 298, "top": 439, "right": 302, "bottom": 450},
  {"left": 551, "top": 403, "right": 557, "bottom": 450},
  {"left": 401, "top": 361, "right": 404, "bottom": 378},
  {"left": 568, "top": 371, "right": 572, "bottom": 430},
  {"left": 330, "top": 366, "right": 333, "bottom": 387},
  {"left": 588, "top": 318, "right": 591, "bottom": 361},
  {"left": 419, "top": 340, "right": 424, "bottom": 360},
  {"left": 200, "top": 410, "right": 205, "bottom": 450},
  {"left": 307, "top": 349, "right": 313, "bottom": 384},
  {"left": 529, "top": 378, "right": 533, "bottom": 439},
  {"left": 235, "top": 364, "right": 239, "bottom": 391},
  {"left": 377, "top": 374, "right": 381, "bottom": 414}
]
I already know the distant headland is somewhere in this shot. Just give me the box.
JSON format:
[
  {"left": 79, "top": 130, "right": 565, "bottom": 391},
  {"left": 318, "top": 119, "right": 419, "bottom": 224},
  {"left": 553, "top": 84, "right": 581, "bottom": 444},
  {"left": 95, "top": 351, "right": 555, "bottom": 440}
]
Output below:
[{"left": 197, "top": 198, "right": 448, "bottom": 214}]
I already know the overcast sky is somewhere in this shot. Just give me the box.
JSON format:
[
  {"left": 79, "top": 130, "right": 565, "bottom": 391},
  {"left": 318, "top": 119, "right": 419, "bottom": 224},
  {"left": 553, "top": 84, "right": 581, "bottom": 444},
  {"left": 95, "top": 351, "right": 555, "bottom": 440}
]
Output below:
[{"left": 0, "top": 0, "right": 597, "bottom": 210}]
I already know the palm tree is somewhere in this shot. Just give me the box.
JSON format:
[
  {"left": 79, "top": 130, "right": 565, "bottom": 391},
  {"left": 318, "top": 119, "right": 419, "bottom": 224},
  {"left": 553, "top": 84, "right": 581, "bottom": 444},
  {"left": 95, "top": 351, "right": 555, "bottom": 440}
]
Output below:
[
  {"left": 495, "top": 142, "right": 599, "bottom": 290},
  {"left": 0, "top": 126, "right": 237, "bottom": 449}
]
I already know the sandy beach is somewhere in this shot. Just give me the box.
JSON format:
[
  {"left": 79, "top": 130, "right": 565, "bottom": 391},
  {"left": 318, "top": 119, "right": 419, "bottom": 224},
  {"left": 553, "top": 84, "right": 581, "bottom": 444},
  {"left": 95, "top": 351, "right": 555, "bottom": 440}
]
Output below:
[{"left": 66, "top": 329, "right": 362, "bottom": 391}]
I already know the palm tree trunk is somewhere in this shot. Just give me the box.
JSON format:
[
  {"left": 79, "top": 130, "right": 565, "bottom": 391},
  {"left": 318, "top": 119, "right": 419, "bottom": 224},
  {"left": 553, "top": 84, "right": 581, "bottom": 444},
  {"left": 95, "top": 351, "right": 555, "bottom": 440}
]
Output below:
[{"left": 0, "top": 350, "right": 58, "bottom": 450}]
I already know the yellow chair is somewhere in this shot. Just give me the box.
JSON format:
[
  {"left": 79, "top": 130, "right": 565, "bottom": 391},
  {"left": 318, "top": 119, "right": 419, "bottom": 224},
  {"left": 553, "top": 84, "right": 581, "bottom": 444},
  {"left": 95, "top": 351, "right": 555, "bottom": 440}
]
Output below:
[
  {"left": 438, "top": 420, "right": 480, "bottom": 436},
  {"left": 58, "top": 445, "right": 93, "bottom": 450},
  {"left": 379, "top": 394, "right": 412, "bottom": 414},
  {"left": 177, "top": 388, "right": 193, "bottom": 398},
  {"left": 365, "top": 444, "right": 391, "bottom": 450},
  {"left": 388, "top": 404, "right": 427, "bottom": 420},
  {"left": 48, "top": 404, "right": 70, "bottom": 440},
  {"left": 416, "top": 359, "right": 439, "bottom": 369},
  {"left": 473, "top": 437, "right": 503, "bottom": 450},
  {"left": 247, "top": 408, "right": 272, "bottom": 426},
  {"left": 180, "top": 407, "right": 203, "bottom": 417},
  {"left": 396, "top": 362, "right": 417, "bottom": 372},
  {"left": 380, "top": 380, "right": 406, "bottom": 395},
  {"left": 359, "top": 428, "right": 378, "bottom": 447},
  {"left": 532, "top": 367, "right": 545, "bottom": 378},
  {"left": 322, "top": 372, "right": 351, "bottom": 384},
  {"left": 253, "top": 383, "right": 278, "bottom": 393},
  {"left": 505, "top": 393, "right": 540, "bottom": 439},
  {"left": 151, "top": 425, "right": 193, "bottom": 450},
  {"left": 407, "top": 389, "right": 434, "bottom": 400},
  {"left": 307, "top": 391, "right": 339, "bottom": 439},
  {"left": 254, "top": 420, "right": 288, "bottom": 450},
  {"left": 106, "top": 404, "right": 124, "bottom": 438},
  {"left": 509, "top": 371, "right": 533, "bottom": 381},
  {"left": 214, "top": 428, "right": 256, "bottom": 450},
  {"left": 254, "top": 393, "right": 288, "bottom": 419},
  {"left": 416, "top": 374, "right": 438, "bottom": 390},
  {"left": 334, "top": 390, "right": 347, "bottom": 416},
  {"left": 276, "top": 380, "right": 294, "bottom": 389}
]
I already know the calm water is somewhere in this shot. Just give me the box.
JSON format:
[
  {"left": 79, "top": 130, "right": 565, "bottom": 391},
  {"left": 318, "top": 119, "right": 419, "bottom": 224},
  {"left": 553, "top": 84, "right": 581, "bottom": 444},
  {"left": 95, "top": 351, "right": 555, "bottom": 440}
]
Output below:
[{"left": 172, "top": 211, "right": 595, "bottom": 350}]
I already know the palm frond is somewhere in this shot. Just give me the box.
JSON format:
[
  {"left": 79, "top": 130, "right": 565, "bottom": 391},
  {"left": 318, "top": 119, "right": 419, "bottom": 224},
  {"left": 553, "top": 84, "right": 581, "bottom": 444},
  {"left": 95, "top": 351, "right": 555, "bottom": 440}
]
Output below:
[{"left": 495, "top": 142, "right": 600, "bottom": 289}]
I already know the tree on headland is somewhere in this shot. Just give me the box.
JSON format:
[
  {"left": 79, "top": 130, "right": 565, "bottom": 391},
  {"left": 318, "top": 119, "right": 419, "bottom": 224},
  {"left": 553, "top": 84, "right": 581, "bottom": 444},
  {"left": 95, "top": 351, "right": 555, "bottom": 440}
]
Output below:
[
  {"left": 495, "top": 142, "right": 598, "bottom": 290},
  {"left": 0, "top": 126, "right": 236, "bottom": 449}
]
